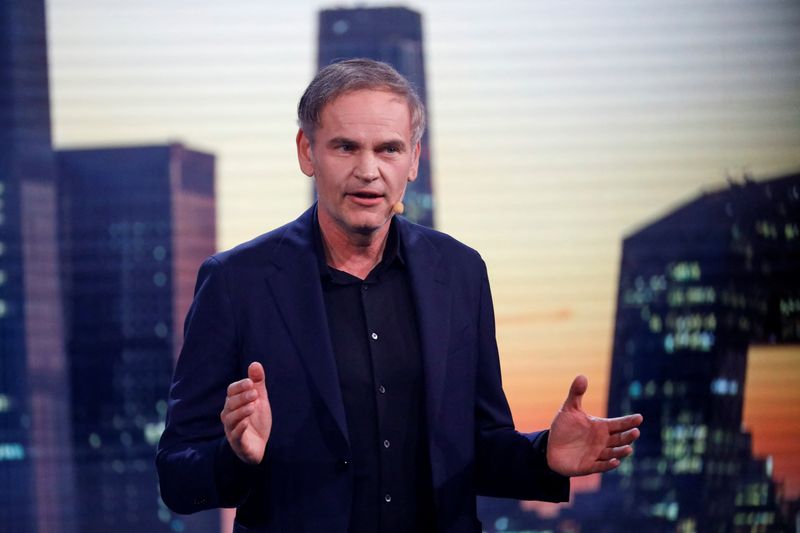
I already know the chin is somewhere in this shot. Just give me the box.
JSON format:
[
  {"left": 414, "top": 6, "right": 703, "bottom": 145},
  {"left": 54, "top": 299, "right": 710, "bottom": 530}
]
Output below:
[{"left": 347, "top": 214, "right": 389, "bottom": 236}]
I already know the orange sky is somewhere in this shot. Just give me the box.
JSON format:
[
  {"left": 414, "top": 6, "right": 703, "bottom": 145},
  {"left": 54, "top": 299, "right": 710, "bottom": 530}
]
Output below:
[{"left": 743, "top": 345, "right": 800, "bottom": 498}]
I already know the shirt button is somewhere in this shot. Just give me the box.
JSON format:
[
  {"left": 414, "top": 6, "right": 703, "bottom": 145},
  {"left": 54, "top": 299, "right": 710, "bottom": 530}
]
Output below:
[
  {"left": 371, "top": 332, "right": 378, "bottom": 340},
  {"left": 378, "top": 385, "right": 386, "bottom": 394},
  {"left": 384, "top": 494, "right": 392, "bottom": 503},
  {"left": 362, "top": 284, "right": 368, "bottom": 291},
  {"left": 383, "top": 439, "right": 390, "bottom": 448}
]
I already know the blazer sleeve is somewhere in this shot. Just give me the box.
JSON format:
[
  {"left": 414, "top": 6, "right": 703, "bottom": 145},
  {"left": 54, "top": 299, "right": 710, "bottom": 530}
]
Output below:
[
  {"left": 156, "top": 256, "right": 262, "bottom": 514},
  {"left": 473, "top": 260, "right": 570, "bottom": 502}
]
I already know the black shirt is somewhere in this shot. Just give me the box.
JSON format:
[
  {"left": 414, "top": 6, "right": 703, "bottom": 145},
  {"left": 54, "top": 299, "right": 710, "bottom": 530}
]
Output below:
[{"left": 314, "top": 215, "right": 436, "bottom": 533}]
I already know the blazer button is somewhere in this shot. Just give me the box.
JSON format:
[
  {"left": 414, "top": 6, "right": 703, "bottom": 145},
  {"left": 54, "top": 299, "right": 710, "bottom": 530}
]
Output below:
[{"left": 336, "top": 458, "right": 350, "bottom": 471}]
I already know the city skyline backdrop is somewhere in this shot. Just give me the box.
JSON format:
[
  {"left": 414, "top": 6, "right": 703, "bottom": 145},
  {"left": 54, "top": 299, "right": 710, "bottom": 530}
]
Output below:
[{"left": 45, "top": 0, "right": 800, "bottom": 505}]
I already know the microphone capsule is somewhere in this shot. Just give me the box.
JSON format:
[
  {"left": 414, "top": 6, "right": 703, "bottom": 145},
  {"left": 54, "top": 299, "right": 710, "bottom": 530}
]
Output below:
[{"left": 392, "top": 201, "right": 405, "bottom": 215}]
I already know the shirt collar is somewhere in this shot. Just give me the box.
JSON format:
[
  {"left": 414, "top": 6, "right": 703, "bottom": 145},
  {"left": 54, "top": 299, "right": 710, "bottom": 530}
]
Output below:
[{"left": 312, "top": 204, "right": 405, "bottom": 282}]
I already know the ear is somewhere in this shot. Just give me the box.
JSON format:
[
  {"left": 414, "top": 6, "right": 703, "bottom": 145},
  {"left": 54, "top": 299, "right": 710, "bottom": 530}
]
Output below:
[
  {"left": 296, "top": 129, "right": 315, "bottom": 177},
  {"left": 408, "top": 141, "right": 421, "bottom": 182}
]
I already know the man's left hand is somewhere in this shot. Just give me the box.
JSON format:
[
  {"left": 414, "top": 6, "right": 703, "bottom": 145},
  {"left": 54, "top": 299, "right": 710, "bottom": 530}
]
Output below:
[{"left": 546, "top": 375, "right": 643, "bottom": 477}]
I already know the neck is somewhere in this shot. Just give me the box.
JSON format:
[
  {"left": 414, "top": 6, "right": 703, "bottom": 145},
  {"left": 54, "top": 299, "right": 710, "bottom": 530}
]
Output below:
[{"left": 318, "top": 211, "right": 391, "bottom": 280}]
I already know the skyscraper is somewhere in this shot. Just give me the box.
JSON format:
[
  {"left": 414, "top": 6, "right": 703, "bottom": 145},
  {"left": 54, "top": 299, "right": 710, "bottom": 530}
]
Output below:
[
  {"left": 603, "top": 173, "right": 799, "bottom": 531},
  {"left": 0, "top": 1, "right": 76, "bottom": 531},
  {"left": 57, "top": 144, "right": 219, "bottom": 533},
  {"left": 316, "top": 7, "right": 435, "bottom": 228}
]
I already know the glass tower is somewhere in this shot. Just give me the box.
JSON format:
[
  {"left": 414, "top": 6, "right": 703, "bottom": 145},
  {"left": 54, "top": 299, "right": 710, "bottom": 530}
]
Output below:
[
  {"left": 604, "top": 173, "right": 799, "bottom": 531},
  {"left": 0, "top": 1, "right": 76, "bottom": 531},
  {"left": 57, "top": 144, "right": 219, "bottom": 533},
  {"left": 316, "top": 7, "right": 435, "bottom": 228}
]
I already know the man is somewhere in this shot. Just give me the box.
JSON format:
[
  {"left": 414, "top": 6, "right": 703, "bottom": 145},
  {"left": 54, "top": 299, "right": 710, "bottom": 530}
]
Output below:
[{"left": 157, "top": 59, "right": 642, "bottom": 533}]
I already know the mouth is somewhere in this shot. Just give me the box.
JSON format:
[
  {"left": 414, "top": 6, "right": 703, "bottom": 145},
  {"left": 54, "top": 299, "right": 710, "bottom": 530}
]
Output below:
[{"left": 347, "top": 190, "right": 384, "bottom": 206}]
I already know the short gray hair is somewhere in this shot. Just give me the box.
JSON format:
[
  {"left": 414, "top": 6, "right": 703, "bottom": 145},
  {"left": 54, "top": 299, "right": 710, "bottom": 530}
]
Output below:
[{"left": 297, "top": 58, "right": 426, "bottom": 146}]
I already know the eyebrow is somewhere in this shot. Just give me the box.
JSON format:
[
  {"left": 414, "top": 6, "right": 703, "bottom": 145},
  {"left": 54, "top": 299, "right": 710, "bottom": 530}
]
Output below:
[
  {"left": 327, "top": 137, "right": 359, "bottom": 148},
  {"left": 326, "top": 137, "right": 407, "bottom": 152},
  {"left": 376, "top": 140, "right": 407, "bottom": 152}
]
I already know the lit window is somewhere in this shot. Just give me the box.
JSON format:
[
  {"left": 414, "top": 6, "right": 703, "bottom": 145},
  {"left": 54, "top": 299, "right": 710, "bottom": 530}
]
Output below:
[
  {"left": 664, "top": 334, "right": 675, "bottom": 353},
  {"left": 144, "top": 422, "right": 165, "bottom": 445},
  {"left": 649, "top": 315, "right": 662, "bottom": 332},
  {"left": 332, "top": 19, "right": 349, "bottom": 35},
  {"left": 650, "top": 275, "right": 667, "bottom": 291},
  {"left": 0, "top": 443, "right": 25, "bottom": 461},
  {"left": 0, "top": 394, "right": 10, "bottom": 412},
  {"left": 711, "top": 378, "right": 738, "bottom": 396},
  {"left": 670, "top": 262, "right": 701, "bottom": 282}
]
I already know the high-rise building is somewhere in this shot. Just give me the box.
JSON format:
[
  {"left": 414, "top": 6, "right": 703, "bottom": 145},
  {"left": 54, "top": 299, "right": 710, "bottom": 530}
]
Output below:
[
  {"left": 0, "top": 1, "right": 76, "bottom": 531},
  {"left": 57, "top": 144, "right": 219, "bottom": 533},
  {"left": 603, "top": 173, "right": 800, "bottom": 531},
  {"left": 316, "top": 6, "right": 435, "bottom": 227}
]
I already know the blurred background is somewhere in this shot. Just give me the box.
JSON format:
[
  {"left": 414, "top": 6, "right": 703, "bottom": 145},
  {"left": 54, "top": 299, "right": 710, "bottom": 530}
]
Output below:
[{"left": 2, "top": 0, "right": 799, "bottom": 531}]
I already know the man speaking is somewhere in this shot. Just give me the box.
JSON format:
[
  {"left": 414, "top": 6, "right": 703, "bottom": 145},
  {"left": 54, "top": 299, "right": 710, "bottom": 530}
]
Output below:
[{"left": 156, "top": 59, "right": 642, "bottom": 533}]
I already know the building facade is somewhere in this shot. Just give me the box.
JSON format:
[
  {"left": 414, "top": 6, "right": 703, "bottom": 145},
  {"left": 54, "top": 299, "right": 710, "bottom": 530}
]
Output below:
[
  {"left": 0, "top": 1, "right": 76, "bottom": 531},
  {"left": 58, "top": 144, "right": 219, "bottom": 533},
  {"left": 316, "top": 6, "right": 435, "bottom": 228},
  {"left": 603, "top": 174, "right": 800, "bottom": 531}
]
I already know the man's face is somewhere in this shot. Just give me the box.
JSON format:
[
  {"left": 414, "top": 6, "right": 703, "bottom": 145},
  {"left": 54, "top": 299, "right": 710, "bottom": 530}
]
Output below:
[{"left": 296, "top": 89, "right": 420, "bottom": 237}]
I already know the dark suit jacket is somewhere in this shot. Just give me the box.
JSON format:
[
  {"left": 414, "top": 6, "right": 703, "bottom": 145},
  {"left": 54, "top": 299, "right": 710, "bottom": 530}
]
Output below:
[{"left": 156, "top": 206, "right": 569, "bottom": 533}]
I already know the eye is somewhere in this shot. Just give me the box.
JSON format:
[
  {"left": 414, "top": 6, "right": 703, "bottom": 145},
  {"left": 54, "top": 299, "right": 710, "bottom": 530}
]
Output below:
[
  {"left": 381, "top": 144, "right": 402, "bottom": 154},
  {"left": 338, "top": 143, "right": 357, "bottom": 152}
]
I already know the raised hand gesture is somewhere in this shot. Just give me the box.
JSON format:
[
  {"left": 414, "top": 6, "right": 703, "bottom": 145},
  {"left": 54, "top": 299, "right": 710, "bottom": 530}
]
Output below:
[
  {"left": 220, "top": 362, "right": 272, "bottom": 464},
  {"left": 546, "top": 375, "right": 642, "bottom": 476}
]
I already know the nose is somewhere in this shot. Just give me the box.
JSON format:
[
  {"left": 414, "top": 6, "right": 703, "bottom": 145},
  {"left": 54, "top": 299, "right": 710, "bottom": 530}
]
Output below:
[{"left": 353, "top": 151, "right": 379, "bottom": 181}]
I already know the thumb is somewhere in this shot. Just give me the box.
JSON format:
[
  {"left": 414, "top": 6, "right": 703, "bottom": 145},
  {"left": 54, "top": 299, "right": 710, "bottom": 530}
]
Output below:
[
  {"left": 248, "top": 362, "right": 268, "bottom": 395},
  {"left": 564, "top": 374, "right": 588, "bottom": 411}
]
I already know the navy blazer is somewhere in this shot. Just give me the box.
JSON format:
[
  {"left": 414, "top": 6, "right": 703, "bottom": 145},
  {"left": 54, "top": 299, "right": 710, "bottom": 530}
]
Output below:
[{"left": 157, "top": 206, "right": 569, "bottom": 533}]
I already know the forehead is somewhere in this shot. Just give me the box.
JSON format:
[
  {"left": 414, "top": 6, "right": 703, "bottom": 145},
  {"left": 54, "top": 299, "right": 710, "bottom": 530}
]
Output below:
[{"left": 318, "top": 89, "right": 412, "bottom": 137}]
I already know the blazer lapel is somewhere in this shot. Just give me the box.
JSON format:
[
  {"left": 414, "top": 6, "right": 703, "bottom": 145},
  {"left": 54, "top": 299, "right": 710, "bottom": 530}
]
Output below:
[
  {"left": 262, "top": 208, "right": 349, "bottom": 447},
  {"left": 399, "top": 219, "right": 452, "bottom": 427}
]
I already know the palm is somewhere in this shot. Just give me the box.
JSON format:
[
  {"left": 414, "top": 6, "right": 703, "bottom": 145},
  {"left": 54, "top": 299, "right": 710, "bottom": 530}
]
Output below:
[
  {"left": 547, "top": 375, "right": 642, "bottom": 477},
  {"left": 239, "top": 385, "right": 272, "bottom": 462},
  {"left": 222, "top": 362, "right": 273, "bottom": 464}
]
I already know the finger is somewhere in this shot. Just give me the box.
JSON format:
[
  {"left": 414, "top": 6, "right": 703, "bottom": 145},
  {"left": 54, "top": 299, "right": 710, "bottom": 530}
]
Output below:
[
  {"left": 227, "top": 378, "right": 254, "bottom": 396},
  {"left": 608, "top": 428, "right": 640, "bottom": 448},
  {"left": 598, "top": 445, "right": 633, "bottom": 462},
  {"left": 248, "top": 362, "right": 269, "bottom": 398},
  {"left": 224, "top": 389, "right": 258, "bottom": 412},
  {"left": 229, "top": 417, "right": 251, "bottom": 441},
  {"left": 590, "top": 458, "right": 621, "bottom": 474},
  {"left": 221, "top": 402, "right": 256, "bottom": 429},
  {"left": 606, "top": 413, "right": 643, "bottom": 434},
  {"left": 563, "top": 375, "right": 588, "bottom": 411}
]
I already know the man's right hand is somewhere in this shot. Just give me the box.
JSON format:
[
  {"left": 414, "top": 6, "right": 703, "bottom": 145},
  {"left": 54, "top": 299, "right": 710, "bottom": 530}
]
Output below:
[{"left": 221, "top": 361, "right": 272, "bottom": 464}]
